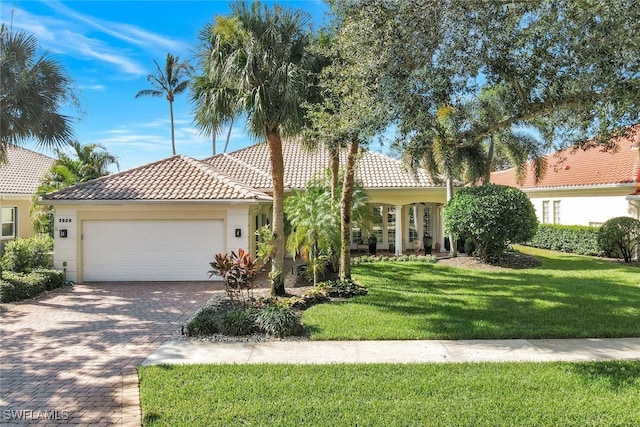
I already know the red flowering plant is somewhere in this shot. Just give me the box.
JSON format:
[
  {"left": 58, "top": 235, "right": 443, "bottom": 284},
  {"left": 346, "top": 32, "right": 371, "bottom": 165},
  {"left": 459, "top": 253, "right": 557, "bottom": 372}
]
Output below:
[{"left": 208, "top": 248, "right": 263, "bottom": 307}]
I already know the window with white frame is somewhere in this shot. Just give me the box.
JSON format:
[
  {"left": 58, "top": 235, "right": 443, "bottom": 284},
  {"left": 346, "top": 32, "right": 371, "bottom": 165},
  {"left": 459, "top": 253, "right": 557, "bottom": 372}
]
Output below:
[
  {"left": 553, "top": 201, "right": 561, "bottom": 224},
  {"left": 542, "top": 201, "right": 550, "bottom": 224},
  {"left": 387, "top": 206, "right": 396, "bottom": 244},
  {"left": 408, "top": 205, "right": 419, "bottom": 242},
  {"left": 371, "top": 205, "right": 383, "bottom": 241},
  {"left": 423, "top": 205, "right": 432, "bottom": 236},
  {"left": 1, "top": 207, "right": 17, "bottom": 239}
]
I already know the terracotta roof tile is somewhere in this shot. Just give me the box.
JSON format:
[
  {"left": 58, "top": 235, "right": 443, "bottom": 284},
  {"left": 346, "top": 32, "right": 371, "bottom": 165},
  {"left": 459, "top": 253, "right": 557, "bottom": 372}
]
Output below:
[
  {"left": 491, "top": 129, "right": 640, "bottom": 190},
  {"left": 42, "top": 155, "right": 272, "bottom": 202},
  {"left": 0, "top": 146, "right": 55, "bottom": 194},
  {"left": 204, "top": 140, "right": 436, "bottom": 189}
]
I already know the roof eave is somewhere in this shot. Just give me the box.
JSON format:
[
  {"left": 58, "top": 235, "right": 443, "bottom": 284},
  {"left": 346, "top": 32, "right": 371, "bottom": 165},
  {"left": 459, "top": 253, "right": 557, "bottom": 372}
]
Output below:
[
  {"left": 38, "top": 198, "right": 272, "bottom": 206},
  {"left": 516, "top": 183, "right": 635, "bottom": 192}
]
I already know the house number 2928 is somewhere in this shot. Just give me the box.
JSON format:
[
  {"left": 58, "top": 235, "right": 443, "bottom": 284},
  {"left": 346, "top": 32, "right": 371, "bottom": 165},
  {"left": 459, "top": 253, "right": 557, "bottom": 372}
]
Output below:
[{"left": 58, "top": 218, "right": 72, "bottom": 223}]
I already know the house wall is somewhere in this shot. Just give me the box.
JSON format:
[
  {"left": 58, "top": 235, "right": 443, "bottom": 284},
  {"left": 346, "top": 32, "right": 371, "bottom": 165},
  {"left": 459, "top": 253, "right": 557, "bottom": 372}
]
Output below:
[
  {"left": 1, "top": 195, "right": 38, "bottom": 241},
  {"left": 526, "top": 186, "right": 638, "bottom": 226},
  {"left": 52, "top": 202, "right": 254, "bottom": 282}
]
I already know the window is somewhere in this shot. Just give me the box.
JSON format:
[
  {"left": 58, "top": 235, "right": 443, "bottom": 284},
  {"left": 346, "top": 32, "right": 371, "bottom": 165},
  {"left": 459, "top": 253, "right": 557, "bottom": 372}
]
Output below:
[
  {"left": 408, "top": 205, "right": 418, "bottom": 242},
  {"left": 1, "top": 207, "right": 16, "bottom": 239},
  {"left": 542, "top": 201, "right": 550, "bottom": 224},
  {"left": 352, "top": 226, "right": 363, "bottom": 245},
  {"left": 371, "top": 206, "right": 383, "bottom": 241},
  {"left": 423, "top": 206, "right": 432, "bottom": 236},
  {"left": 553, "top": 201, "right": 561, "bottom": 224},
  {"left": 386, "top": 206, "right": 396, "bottom": 244}
]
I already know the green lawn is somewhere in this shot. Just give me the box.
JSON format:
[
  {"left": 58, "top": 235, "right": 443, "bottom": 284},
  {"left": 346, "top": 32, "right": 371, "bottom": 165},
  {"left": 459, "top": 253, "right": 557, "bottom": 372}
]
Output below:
[
  {"left": 139, "top": 361, "right": 640, "bottom": 426},
  {"left": 303, "top": 246, "right": 640, "bottom": 340}
]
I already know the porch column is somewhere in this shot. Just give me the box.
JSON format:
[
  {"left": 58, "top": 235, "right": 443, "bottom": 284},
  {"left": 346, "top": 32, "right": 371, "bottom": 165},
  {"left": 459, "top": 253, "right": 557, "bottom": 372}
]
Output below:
[{"left": 395, "top": 205, "right": 403, "bottom": 256}]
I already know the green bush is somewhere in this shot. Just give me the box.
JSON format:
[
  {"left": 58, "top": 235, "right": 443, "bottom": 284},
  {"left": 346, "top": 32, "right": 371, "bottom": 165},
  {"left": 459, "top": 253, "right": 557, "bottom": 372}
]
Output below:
[
  {"left": 217, "top": 308, "right": 255, "bottom": 336},
  {"left": 185, "top": 306, "right": 220, "bottom": 337},
  {"left": 352, "top": 254, "right": 437, "bottom": 264},
  {"left": 255, "top": 305, "right": 299, "bottom": 337},
  {"left": 527, "top": 224, "right": 602, "bottom": 256},
  {"left": 597, "top": 216, "right": 640, "bottom": 263},
  {"left": 444, "top": 184, "right": 538, "bottom": 261},
  {"left": 1, "top": 235, "right": 53, "bottom": 272},
  {"left": 0, "top": 271, "right": 47, "bottom": 302},
  {"left": 324, "top": 279, "right": 369, "bottom": 298}
]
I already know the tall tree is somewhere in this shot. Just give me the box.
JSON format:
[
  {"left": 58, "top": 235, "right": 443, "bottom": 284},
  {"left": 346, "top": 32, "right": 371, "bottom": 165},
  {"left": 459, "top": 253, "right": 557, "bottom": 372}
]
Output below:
[
  {"left": 194, "top": 1, "right": 321, "bottom": 296},
  {"left": 136, "top": 53, "right": 191, "bottom": 156},
  {"left": 0, "top": 24, "right": 76, "bottom": 161},
  {"left": 304, "top": 4, "right": 390, "bottom": 280},
  {"left": 372, "top": 0, "right": 640, "bottom": 153}
]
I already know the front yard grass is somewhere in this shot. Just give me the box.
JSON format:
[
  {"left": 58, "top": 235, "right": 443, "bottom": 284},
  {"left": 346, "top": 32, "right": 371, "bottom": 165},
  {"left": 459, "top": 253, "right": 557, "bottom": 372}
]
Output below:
[
  {"left": 139, "top": 361, "right": 640, "bottom": 426},
  {"left": 303, "top": 246, "right": 640, "bottom": 340}
]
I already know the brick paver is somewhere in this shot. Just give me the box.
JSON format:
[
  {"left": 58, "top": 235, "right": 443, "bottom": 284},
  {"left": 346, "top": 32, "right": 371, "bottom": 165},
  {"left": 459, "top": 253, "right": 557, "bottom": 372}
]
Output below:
[{"left": 0, "top": 282, "right": 218, "bottom": 426}]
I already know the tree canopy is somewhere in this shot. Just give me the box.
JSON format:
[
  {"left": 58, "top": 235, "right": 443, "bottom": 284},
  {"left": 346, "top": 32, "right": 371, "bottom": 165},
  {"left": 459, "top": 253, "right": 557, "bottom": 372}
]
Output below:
[{"left": 0, "top": 24, "right": 76, "bottom": 161}]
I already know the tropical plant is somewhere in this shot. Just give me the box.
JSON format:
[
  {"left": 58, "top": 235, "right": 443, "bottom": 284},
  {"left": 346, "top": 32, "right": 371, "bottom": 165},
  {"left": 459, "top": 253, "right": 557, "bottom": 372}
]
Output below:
[
  {"left": 255, "top": 305, "right": 299, "bottom": 337},
  {"left": 32, "top": 141, "right": 118, "bottom": 236},
  {"left": 0, "top": 23, "right": 76, "bottom": 161},
  {"left": 217, "top": 307, "right": 255, "bottom": 336},
  {"left": 208, "top": 248, "right": 263, "bottom": 307},
  {"left": 443, "top": 184, "right": 538, "bottom": 261},
  {"left": 285, "top": 189, "right": 337, "bottom": 286},
  {"left": 135, "top": 53, "right": 191, "bottom": 156},
  {"left": 400, "top": 104, "right": 486, "bottom": 256},
  {"left": 597, "top": 217, "right": 640, "bottom": 263},
  {"left": 194, "top": 1, "right": 321, "bottom": 296}
]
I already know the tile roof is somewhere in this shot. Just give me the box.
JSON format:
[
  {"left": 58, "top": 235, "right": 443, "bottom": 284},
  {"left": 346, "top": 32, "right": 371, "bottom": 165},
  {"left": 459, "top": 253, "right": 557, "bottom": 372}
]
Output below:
[
  {"left": 0, "top": 145, "right": 55, "bottom": 195},
  {"left": 491, "top": 131, "right": 640, "bottom": 190},
  {"left": 204, "top": 140, "right": 437, "bottom": 190},
  {"left": 42, "top": 155, "right": 272, "bottom": 202}
]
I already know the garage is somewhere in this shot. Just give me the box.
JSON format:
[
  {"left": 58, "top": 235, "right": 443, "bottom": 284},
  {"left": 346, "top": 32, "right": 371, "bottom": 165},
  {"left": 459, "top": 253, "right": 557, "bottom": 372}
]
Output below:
[{"left": 82, "top": 220, "right": 224, "bottom": 281}]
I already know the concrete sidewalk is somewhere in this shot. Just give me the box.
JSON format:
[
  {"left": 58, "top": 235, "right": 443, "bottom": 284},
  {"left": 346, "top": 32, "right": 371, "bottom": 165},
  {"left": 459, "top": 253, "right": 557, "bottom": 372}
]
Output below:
[{"left": 143, "top": 337, "right": 640, "bottom": 366}]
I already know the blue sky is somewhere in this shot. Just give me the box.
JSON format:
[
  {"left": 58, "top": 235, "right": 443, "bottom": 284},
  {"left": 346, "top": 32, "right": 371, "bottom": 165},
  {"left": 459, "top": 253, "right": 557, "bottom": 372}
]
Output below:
[{"left": 2, "top": 0, "right": 331, "bottom": 171}]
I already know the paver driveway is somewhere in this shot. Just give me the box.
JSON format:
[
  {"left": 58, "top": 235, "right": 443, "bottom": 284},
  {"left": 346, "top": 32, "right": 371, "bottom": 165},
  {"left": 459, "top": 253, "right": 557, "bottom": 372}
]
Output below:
[{"left": 0, "top": 282, "right": 217, "bottom": 426}]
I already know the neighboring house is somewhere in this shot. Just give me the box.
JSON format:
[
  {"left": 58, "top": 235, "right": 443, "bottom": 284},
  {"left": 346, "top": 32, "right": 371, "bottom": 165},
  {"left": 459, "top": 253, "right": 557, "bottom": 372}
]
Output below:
[
  {"left": 42, "top": 141, "right": 449, "bottom": 282},
  {"left": 0, "top": 146, "right": 55, "bottom": 249},
  {"left": 491, "top": 129, "right": 640, "bottom": 226}
]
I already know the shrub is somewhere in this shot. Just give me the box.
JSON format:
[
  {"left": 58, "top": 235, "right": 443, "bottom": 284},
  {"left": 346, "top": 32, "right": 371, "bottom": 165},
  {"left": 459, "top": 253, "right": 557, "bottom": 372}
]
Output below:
[
  {"left": 352, "top": 254, "right": 437, "bottom": 265},
  {"left": 255, "top": 305, "right": 299, "bottom": 337},
  {"left": 208, "top": 249, "right": 262, "bottom": 307},
  {"left": 597, "top": 217, "right": 640, "bottom": 263},
  {"left": 185, "top": 306, "right": 220, "bottom": 337},
  {"left": 1, "top": 271, "right": 50, "bottom": 302},
  {"left": 1, "top": 235, "right": 53, "bottom": 272},
  {"left": 217, "top": 308, "right": 255, "bottom": 336},
  {"left": 324, "top": 279, "right": 368, "bottom": 298},
  {"left": 444, "top": 184, "right": 538, "bottom": 261},
  {"left": 527, "top": 224, "right": 602, "bottom": 256}
]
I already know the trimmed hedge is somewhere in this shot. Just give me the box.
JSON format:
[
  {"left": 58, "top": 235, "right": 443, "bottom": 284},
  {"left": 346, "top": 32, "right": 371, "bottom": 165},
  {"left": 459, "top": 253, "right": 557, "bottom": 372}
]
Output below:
[
  {"left": 527, "top": 224, "right": 602, "bottom": 256},
  {"left": 0, "top": 269, "right": 65, "bottom": 303}
]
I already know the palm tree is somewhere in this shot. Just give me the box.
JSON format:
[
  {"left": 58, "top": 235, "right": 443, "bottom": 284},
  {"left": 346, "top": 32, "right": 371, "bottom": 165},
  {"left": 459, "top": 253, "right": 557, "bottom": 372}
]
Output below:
[
  {"left": 0, "top": 24, "right": 75, "bottom": 161},
  {"left": 136, "top": 53, "right": 191, "bottom": 156},
  {"left": 194, "top": 2, "right": 320, "bottom": 296},
  {"left": 402, "top": 105, "right": 486, "bottom": 256},
  {"left": 32, "top": 141, "right": 118, "bottom": 235}
]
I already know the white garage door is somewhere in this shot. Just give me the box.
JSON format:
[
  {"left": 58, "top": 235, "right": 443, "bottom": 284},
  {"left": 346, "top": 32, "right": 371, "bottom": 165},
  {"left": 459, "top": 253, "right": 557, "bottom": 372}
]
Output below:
[{"left": 82, "top": 220, "right": 224, "bottom": 281}]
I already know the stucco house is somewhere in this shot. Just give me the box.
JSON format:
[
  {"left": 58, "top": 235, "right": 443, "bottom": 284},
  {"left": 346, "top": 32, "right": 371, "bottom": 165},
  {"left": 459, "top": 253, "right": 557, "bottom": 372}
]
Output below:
[
  {"left": 0, "top": 146, "right": 55, "bottom": 249},
  {"left": 491, "top": 130, "right": 640, "bottom": 226},
  {"left": 42, "top": 141, "right": 449, "bottom": 282}
]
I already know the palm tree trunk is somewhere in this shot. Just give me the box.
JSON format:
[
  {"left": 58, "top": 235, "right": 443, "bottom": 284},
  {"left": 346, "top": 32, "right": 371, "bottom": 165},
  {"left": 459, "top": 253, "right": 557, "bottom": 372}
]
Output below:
[
  {"left": 266, "top": 128, "right": 286, "bottom": 296},
  {"left": 339, "top": 138, "right": 359, "bottom": 280},
  {"left": 169, "top": 100, "right": 176, "bottom": 155},
  {"left": 446, "top": 176, "right": 457, "bottom": 257},
  {"left": 224, "top": 119, "right": 234, "bottom": 153},
  {"left": 212, "top": 131, "right": 216, "bottom": 155}
]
